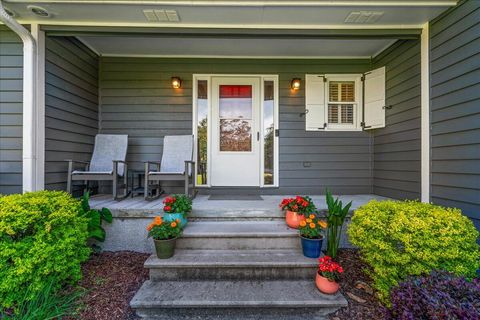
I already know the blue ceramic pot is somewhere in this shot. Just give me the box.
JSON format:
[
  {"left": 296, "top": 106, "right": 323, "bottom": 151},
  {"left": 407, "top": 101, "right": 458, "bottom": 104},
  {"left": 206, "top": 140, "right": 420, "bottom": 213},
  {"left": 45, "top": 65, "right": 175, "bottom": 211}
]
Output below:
[
  {"left": 300, "top": 236, "right": 324, "bottom": 258},
  {"left": 162, "top": 212, "right": 188, "bottom": 228}
]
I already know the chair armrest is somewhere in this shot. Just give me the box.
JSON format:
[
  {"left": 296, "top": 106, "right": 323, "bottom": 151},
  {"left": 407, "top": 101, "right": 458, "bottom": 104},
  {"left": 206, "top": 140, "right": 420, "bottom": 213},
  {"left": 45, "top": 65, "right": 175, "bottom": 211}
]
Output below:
[
  {"left": 144, "top": 161, "right": 161, "bottom": 173},
  {"left": 112, "top": 160, "right": 127, "bottom": 164},
  {"left": 184, "top": 160, "right": 196, "bottom": 164},
  {"left": 65, "top": 159, "right": 90, "bottom": 165}
]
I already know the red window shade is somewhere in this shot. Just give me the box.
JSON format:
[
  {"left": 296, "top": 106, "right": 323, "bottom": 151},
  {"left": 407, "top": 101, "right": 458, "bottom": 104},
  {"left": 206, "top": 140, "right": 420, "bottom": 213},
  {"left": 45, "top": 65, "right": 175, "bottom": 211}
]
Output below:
[{"left": 220, "top": 85, "right": 252, "bottom": 98}]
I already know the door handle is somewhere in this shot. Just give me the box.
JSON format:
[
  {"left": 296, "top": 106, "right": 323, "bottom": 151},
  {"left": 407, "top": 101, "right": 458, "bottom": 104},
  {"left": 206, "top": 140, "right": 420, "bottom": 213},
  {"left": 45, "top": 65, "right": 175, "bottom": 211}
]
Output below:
[{"left": 257, "top": 132, "right": 260, "bottom": 141}]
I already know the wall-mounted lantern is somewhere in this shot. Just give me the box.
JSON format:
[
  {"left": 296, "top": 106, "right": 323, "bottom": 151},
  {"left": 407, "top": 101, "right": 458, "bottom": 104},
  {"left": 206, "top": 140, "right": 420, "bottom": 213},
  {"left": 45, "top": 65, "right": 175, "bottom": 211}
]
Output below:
[
  {"left": 171, "top": 77, "right": 181, "bottom": 89},
  {"left": 290, "top": 78, "right": 301, "bottom": 90}
]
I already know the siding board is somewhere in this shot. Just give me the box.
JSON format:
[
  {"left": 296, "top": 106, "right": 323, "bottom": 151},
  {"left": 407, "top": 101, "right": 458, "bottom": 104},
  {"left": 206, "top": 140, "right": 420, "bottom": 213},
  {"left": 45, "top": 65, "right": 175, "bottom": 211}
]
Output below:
[
  {"left": 430, "top": 0, "right": 480, "bottom": 222},
  {"left": 45, "top": 37, "right": 99, "bottom": 191},
  {"left": 0, "top": 26, "right": 22, "bottom": 194},
  {"left": 372, "top": 39, "right": 421, "bottom": 200}
]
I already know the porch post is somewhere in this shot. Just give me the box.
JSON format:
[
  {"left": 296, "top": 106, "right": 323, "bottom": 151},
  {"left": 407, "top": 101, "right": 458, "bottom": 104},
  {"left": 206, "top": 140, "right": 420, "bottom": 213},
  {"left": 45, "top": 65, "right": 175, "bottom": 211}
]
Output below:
[
  {"left": 420, "top": 22, "right": 430, "bottom": 203},
  {"left": 0, "top": 1, "right": 42, "bottom": 192}
]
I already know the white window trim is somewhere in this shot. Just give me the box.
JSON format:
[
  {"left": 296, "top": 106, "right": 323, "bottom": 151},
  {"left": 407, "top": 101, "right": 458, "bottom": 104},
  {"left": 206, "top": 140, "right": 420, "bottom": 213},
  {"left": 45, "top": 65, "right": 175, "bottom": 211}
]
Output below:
[
  {"left": 324, "top": 74, "right": 363, "bottom": 131},
  {"left": 192, "top": 74, "right": 279, "bottom": 188}
]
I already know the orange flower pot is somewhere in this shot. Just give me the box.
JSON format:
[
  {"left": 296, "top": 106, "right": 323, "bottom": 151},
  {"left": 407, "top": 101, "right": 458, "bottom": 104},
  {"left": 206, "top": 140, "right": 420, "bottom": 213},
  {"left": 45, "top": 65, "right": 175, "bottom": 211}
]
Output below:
[
  {"left": 285, "top": 210, "right": 305, "bottom": 229},
  {"left": 315, "top": 273, "right": 340, "bottom": 294}
]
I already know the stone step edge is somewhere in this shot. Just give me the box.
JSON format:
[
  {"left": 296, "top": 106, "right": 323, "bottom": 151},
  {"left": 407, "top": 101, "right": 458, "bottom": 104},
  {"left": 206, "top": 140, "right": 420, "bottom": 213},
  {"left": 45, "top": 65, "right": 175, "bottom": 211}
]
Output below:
[{"left": 131, "top": 280, "right": 347, "bottom": 309}]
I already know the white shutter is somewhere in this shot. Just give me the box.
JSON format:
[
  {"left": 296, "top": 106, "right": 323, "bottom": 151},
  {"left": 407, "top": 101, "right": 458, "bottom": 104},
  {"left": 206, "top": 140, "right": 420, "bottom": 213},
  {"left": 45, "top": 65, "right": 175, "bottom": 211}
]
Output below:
[
  {"left": 364, "top": 66, "right": 386, "bottom": 129},
  {"left": 305, "top": 74, "right": 326, "bottom": 131}
]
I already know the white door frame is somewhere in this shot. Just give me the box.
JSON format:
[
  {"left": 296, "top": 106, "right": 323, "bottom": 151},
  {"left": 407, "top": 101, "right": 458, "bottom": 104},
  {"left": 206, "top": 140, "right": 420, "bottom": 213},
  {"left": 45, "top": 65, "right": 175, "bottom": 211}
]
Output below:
[{"left": 192, "top": 74, "right": 279, "bottom": 188}]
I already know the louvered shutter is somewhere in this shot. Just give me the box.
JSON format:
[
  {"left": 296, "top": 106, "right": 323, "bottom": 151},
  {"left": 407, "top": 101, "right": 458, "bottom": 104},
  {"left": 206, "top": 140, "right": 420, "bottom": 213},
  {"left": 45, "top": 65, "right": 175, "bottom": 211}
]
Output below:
[
  {"left": 305, "top": 74, "right": 326, "bottom": 131},
  {"left": 364, "top": 66, "right": 386, "bottom": 129}
]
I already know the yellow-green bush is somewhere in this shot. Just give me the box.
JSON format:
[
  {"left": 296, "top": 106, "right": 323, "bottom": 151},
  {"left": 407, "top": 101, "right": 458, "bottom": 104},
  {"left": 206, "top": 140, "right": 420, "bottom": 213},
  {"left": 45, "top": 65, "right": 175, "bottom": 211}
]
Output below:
[
  {"left": 348, "top": 200, "right": 480, "bottom": 302},
  {"left": 0, "top": 191, "right": 90, "bottom": 309}
]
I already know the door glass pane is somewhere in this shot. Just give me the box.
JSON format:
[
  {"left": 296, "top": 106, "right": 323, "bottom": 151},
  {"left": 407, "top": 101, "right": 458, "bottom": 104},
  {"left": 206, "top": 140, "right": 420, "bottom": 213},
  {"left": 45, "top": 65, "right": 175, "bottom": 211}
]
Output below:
[
  {"left": 263, "top": 81, "right": 274, "bottom": 185},
  {"left": 197, "top": 80, "right": 208, "bottom": 185},
  {"left": 219, "top": 85, "right": 252, "bottom": 152}
]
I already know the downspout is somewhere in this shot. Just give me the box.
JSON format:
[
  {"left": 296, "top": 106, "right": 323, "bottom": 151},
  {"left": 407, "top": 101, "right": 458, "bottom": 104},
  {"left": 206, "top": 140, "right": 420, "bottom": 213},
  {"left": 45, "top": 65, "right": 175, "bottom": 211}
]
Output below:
[{"left": 0, "top": 0, "right": 38, "bottom": 193}]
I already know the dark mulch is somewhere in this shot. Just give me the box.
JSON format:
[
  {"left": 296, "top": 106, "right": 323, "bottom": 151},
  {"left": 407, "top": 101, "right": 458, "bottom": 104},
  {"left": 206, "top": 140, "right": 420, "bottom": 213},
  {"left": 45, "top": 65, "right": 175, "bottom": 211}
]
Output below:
[
  {"left": 328, "top": 249, "right": 385, "bottom": 320},
  {"left": 71, "top": 251, "right": 149, "bottom": 320}
]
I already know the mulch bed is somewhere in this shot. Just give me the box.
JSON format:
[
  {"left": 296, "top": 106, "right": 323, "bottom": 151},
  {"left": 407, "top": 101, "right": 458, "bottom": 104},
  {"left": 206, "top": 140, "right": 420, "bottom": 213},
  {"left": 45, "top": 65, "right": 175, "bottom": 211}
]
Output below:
[
  {"left": 328, "top": 249, "right": 385, "bottom": 320},
  {"left": 71, "top": 251, "right": 149, "bottom": 320}
]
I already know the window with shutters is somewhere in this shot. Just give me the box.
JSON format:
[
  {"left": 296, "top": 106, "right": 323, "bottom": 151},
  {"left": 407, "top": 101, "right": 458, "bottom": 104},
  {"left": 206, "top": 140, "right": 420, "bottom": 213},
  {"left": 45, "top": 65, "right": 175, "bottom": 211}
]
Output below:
[{"left": 325, "top": 76, "right": 361, "bottom": 130}]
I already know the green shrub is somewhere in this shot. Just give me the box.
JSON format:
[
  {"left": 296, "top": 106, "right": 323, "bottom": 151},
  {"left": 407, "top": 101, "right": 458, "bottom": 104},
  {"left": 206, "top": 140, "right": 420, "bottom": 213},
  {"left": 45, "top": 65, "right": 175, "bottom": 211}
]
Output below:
[
  {"left": 347, "top": 200, "right": 480, "bottom": 302},
  {"left": 0, "top": 191, "right": 90, "bottom": 309}
]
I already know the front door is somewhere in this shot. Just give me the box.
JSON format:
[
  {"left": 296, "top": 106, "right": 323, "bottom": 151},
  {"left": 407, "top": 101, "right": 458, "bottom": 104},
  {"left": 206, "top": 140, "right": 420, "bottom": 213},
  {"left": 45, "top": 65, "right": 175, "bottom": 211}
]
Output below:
[{"left": 211, "top": 77, "right": 261, "bottom": 186}]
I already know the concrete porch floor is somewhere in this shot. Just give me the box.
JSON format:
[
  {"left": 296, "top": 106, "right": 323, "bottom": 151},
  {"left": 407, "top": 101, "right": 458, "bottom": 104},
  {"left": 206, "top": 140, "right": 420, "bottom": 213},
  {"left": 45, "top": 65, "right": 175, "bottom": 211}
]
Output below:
[{"left": 90, "top": 194, "right": 389, "bottom": 217}]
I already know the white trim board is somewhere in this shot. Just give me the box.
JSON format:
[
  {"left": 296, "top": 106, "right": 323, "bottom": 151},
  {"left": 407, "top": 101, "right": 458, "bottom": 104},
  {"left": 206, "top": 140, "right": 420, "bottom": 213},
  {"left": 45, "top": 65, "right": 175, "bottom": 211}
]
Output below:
[{"left": 420, "top": 22, "right": 430, "bottom": 203}]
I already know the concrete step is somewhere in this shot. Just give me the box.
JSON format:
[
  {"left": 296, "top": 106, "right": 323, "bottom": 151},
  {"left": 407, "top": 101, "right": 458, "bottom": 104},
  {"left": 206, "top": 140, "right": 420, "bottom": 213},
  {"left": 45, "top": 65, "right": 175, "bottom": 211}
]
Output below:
[
  {"left": 146, "top": 249, "right": 318, "bottom": 281},
  {"left": 177, "top": 221, "right": 300, "bottom": 250},
  {"left": 130, "top": 279, "right": 348, "bottom": 320}
]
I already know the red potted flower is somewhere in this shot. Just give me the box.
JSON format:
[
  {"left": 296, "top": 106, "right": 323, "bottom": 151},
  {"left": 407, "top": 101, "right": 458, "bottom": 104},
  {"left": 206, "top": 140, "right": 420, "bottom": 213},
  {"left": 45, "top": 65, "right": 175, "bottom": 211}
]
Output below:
[
  {"left": 316, "top": 255, "right": 343, "bottom": 294},
  {"left": 279, "top": 196, "right": 315, "bottom": 229}
]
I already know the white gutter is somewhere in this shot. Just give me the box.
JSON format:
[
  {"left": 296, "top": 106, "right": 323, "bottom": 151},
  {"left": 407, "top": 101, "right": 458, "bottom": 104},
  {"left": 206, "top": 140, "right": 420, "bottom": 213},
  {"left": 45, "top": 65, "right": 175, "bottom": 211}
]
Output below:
[{"left": 0, "top": 0, "right": 38, "bottom": 193}]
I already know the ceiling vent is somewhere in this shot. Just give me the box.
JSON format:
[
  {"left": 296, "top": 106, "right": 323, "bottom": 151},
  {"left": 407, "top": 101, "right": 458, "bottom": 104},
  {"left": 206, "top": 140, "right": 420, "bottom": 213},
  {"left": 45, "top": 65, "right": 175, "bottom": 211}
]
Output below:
[
  {"left": 344, "top": 11, "right": 384, "bottom": 24},
  {"left": 143, "top": 9, "right": 180, "bottom": 22}
]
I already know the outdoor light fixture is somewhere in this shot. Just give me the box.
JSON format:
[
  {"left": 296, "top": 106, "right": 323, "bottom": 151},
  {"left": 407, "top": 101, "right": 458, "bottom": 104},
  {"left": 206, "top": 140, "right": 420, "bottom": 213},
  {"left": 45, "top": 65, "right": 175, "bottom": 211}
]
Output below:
[
  {"left": 171, "top": 77, "right": 181, "bottom": 89},
  {"left": 291, "top": 78, "right": 301, "bottom": 90},
  {"left": 27, "top": 5, "right": 50, "bottom": 18}
]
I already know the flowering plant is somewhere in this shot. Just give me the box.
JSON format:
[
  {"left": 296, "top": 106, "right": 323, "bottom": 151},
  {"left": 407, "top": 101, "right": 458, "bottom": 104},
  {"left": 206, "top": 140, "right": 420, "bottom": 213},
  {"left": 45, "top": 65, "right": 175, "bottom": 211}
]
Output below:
[
  {"left": 279, "top": 196, "right": 316, "bottom": 215},
  {"left": 146, "top": 216, "right": 182, "bottom": 240},
  {"left": 318, "top": 256, "right": 344, "bottom": 281},
  {"left": 299, "top": 213, "right": 327, "bottom": 239},
  {"left": 163, "top": 194, "right": 192, "bottom": 214}
]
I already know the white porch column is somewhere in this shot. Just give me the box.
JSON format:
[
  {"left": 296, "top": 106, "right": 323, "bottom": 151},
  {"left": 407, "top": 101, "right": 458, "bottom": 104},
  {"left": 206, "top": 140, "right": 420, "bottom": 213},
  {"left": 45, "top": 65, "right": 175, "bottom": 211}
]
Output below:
[
  {"left": 420, "top": 22, "right": 430, "bottom": 203},
  {"left": 0, "top": 1, "right": 42, "bottom": 192}
]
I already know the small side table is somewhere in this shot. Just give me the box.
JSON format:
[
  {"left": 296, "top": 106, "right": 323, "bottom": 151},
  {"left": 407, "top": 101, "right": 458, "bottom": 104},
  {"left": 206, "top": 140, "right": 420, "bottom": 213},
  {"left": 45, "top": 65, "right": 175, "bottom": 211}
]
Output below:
[{"left": 129, "top": 170, "right": 145, "bottom": 197}]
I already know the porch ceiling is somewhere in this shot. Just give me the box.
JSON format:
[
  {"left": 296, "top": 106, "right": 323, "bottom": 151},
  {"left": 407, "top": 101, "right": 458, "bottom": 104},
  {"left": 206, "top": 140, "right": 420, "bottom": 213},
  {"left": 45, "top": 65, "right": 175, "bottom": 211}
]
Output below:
[
  {"left": 77, "top": 35, "right": 397, "bottom": 58},
  {"left": 5, "top": 0, "right": 455, "bottom": 29}
]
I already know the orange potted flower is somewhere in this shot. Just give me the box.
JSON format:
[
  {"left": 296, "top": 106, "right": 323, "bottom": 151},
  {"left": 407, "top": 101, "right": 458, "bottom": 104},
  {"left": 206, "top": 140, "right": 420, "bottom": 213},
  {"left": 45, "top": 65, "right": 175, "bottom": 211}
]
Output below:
[
  {"left": 316, "top": 255, "right": 344, "bottom": 294},
  {"left": 299, "top": 213, "right": 327, "bottom": 258},
  {"left": 147, "top": 216, "right": 182, "bottom": 259},
  {"left": 279, "top": 196, "right": 315, "bottom": 229}
]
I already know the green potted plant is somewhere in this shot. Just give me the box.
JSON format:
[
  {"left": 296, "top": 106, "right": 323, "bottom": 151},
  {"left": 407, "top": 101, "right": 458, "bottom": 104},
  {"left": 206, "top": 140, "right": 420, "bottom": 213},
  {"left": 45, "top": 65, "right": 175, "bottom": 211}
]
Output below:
[
  {"left": 279, "top": 196, "right": 315, "bottom": 229},
  {"left": 147, "top": 216, "right": 182, "bottom": 259},
  {"left": 298, "top": 213, "right": 327, "bottom": 258},
  {"left": 162, "top": 194, "right": 192, "bottom": 228},
  {"left": 325, "top": 189, "right": 352, "bottom": 259},
  {"left": 315, "top": 255, "right": 344, "bottom": 294}
]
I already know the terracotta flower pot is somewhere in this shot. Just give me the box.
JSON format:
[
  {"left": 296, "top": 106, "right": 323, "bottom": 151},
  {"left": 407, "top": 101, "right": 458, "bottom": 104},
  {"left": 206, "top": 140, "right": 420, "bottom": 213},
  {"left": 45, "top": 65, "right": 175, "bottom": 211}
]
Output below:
[
  {"left": 153, "top": 237, "right": 177, "bottom": 259},
  {"left": 315, "top": 273, "right": 340, "bottom": 294},
  {"left": 285, "top": 210, "right": 305, "bottom": 229}
]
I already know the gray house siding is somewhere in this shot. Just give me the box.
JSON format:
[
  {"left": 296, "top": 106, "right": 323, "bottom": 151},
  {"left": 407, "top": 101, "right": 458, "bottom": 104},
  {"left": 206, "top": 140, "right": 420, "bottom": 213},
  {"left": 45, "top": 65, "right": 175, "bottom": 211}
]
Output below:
[
  {"left": 45, "top": 36, "right": 99, "bottom": 191},
  {"left": 372, "top": 40, "right": 421, "bottom": 200},
  {"left": 99, "top": 57, "right": 372, "bottom": 194},
  {"left": 0, "top": 25, "right": 23, "bottom": 194},
  {"left": 429, "top": 0, "right": 480, "bottom": 226}
]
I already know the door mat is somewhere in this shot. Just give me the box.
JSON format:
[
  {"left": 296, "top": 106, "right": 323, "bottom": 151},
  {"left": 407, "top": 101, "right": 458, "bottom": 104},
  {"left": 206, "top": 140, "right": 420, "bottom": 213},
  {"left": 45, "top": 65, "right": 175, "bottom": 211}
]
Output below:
[{"left": 208, "top": 195, "right": 263, "bottom": 201}]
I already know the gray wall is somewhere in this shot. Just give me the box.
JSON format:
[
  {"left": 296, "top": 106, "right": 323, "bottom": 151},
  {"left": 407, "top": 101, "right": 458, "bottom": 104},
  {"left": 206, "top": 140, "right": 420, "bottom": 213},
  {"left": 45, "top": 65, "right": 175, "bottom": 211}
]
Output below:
[
  {"left": 372, "top": 40, "right": 421, "bottom": 200},
  {"left": 429, "top": 0, "right": 480, "bottom": 226},
  {"left": 99, "top": 57, "right": 373, "bottom": 194},
  {"left": 45, "top": 36, "right": 99, "bottom": 191},
  {"left": 0, "top": 25, "right": 23, "bottom": 194}
]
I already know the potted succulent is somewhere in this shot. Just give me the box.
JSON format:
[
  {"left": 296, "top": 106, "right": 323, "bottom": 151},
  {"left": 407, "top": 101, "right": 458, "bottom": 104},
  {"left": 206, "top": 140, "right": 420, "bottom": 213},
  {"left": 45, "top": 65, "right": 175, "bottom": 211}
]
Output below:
[
  {"left": 147, "top": 216, "right": 182, "bottom": 259},
  {"left": 279, "top": 196, "right": 315, "bottom": 229},
  {"left": 316, "top": 255, "right": 344, "bottom": 294},
  {"left": 162, "top": 194, "right": 192, "bottom": 228},
  {"left": 298, "top": 213, "right": 327, "bottom": 258}
]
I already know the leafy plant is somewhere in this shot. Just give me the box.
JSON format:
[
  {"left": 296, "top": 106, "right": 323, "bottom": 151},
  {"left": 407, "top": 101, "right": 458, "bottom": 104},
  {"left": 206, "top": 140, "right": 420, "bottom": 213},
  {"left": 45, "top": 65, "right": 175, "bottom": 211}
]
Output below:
[
  {"left": 279, "top": 196, "right": 316, "bottom": 215},
  {"left": 0, "top": 191, "right": 90, "bottom": 309},
  {"left": 163, "top": 195, "right": 192, "bottom": 215},
  {"left": 1, "top": 278, "right": 83, "bottom": 320},
  {"left": 147, "top": 216, "right": 182, "bottom": 240},
  {"left": 318, "top": 256, "right": 344, "bottom": 282},
  {"left": 325, "top": 189, "right": 352, "bottom": 259},
  {"left": 299, "top": 213, "right": 327, "bottom": 239},
  {"left": 80, "top": 191, "right": 112, "bottom": 242},
  {"left": 348, "top": 200, "right": 480, "bottom": 303},
  {"left": 385, "top": 271, "right": 480, "bottom": 319}
]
